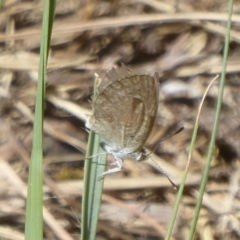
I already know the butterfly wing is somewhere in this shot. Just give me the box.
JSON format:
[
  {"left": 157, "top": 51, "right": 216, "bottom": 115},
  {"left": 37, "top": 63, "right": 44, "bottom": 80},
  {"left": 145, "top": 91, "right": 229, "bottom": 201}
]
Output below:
[
  {"left": 90, "top": 84, "right": 132, "bottom": 148},
  {"left": 88, "top": 67, "right": 159, "bottom": 154},
  {"left": 121, "top": 74, "right": 159, "bottom": 152}
]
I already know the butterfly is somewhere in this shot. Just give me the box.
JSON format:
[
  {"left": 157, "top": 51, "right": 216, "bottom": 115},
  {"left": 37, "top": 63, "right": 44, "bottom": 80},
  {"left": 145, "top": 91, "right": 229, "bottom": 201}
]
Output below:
[{"left": 86, "top": 64, "right": 159, "bottom": 175}]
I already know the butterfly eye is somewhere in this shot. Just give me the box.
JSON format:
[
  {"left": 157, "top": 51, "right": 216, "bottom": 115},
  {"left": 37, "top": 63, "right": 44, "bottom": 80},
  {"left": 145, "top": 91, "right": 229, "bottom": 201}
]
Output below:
[
  {"left": 136, "top": 153, "right": 144, "bottom": 161},
  {"left": 136, "top": 149, "right": 148, "bottom": 161}
]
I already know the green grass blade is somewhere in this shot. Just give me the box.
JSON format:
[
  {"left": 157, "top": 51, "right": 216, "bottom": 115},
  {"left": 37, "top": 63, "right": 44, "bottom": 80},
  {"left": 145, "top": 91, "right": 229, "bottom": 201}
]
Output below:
[
  {"left": 24, "top": 1, "right": 56, "bottom": 240},
  {"left": 81, "top": 75, "right": 107, "bottom": 240},
  {"left": 165, "top": 76, "right": 218, "bottom": 240},
  {"left": 187, "top": 1, "right": 234, "bottom": 239}
]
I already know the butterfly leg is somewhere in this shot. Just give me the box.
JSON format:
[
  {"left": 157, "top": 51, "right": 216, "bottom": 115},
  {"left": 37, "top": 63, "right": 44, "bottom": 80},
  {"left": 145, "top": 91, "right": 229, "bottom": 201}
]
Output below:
[{"left": 102, "top": 158, "right": 123, "bottom": 176}]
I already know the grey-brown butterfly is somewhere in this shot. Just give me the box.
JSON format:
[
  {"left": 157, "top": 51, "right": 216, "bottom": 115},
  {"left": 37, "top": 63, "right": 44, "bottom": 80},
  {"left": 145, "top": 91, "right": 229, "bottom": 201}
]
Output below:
[{"left": 86, "top": 64, "right": 159, "bottom": 175}]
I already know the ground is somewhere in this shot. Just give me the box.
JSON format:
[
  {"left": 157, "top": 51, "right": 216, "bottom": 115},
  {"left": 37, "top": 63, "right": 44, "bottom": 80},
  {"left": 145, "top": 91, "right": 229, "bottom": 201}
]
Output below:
[{"left": 0, "top": 0, "right": 240, "bottom": 239}]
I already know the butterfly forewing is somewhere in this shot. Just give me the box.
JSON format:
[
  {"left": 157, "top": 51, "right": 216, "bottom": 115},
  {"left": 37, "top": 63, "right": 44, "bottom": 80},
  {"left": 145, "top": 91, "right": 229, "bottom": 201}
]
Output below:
[{"left": 87, "top": 65, "right": 159, "bottom": 160}]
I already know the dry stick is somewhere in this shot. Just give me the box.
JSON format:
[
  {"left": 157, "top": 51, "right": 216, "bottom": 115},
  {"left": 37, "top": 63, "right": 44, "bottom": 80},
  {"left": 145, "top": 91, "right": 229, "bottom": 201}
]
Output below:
[
  {"left": 15, "top": 100, "right": 87, "bottom": 150},
  {"left": 135, "top": 0, "right": 240, "bottom": 44},
  {"left": 1, "top": 13, "right": 240, "bottom": 42},
  {"left": 0, "top": 159, "right": 74, "bottom": 240},
  {"left": 102, "top": 193, "right": 176, "bottom": 240}
]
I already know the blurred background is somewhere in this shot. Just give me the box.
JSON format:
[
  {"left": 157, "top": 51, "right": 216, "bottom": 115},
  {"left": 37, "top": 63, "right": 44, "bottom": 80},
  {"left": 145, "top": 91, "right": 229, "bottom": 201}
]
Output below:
[{"left": 0, "top": 0, "right": 240, "bottom": 239}]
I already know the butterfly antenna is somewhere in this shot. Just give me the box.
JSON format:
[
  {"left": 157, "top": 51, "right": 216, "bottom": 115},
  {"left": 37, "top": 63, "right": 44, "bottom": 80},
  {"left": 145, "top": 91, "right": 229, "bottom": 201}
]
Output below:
[
  {"left": 159, "top": 126, "right": 184, "bottom": 142},
  {"left": 145, "top": 128, "right": 184, "bottom": 187},
  {"left": 147, "top": 126, "right": 184, "bottom": 157},
  {"left": 149, "top": 155, "right": 178, "bottom": 190}
]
